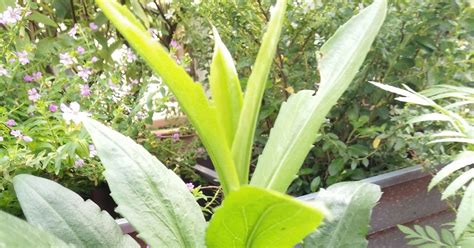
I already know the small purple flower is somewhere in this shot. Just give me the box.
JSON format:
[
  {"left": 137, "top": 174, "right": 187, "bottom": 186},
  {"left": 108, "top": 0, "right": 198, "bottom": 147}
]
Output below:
[
  {"left": 28, "top": 88, "right": 41, "bottom": 102},
  {"left": 59, "top": 53, "right": 74, "bottom": 66},
  {"left": 172, "top": 132, "right": 180, "bottom": 141},
  {"left": 68, "top": 24, "right": 78, "bottom": 37},
  {"left": 23, "top": 74, "right": 34, "bottom": 82},
  {"left": 32, "top": 71, "right": 42, "bottom": 80},
  {"left": 186, "top": 183, "right": 195, "bottom": 190},
  {"left": 155, "top": 133, "right": 163, "bottom": 139},
  {"left": 6, "top": 119, "right": 16, "bottom": 127},
  {"left": 89, "top": 22, "right": 98, "bottom": 30},
  {"left": 74, "top": 159, "right": 85, "bottom": 168},
  {"left": 17, "top": 51, "right": 29, "bottom": 65},
  {"left": 126, "top": 48, "right": 137, "bottom": 63},
  {"left": 9, "top": 58, "right": 16, "bottom": 63},
  {"left": 77, "top": 46, "right": 85, "bottom": 55},
  {"left": 131, "top": 78, "right": 139, "bottom": 85},
  {"left": 91, "top": 56, "right": 99, "bottom": 63},
  {"left": 49, "top": 104, "right": 58, "bottom": 112},
  {"left": 10, "top": 130, "right": 22, "bottom": 137},
  {"left": 77, "top": 66, "right": 92, "bottom": 81},
  {"left": 80, "top": 84, "right": 91, "bottom": 97},
  {"left": 89, "top": 144, "right": 97, "bottom": 157},
  {"left": 0, "top": 6, "right": 22, "bottom": 25},
  {"left": 22, "top": 136, "right": 33, "bottom": 142},
  {"left": 170, "top": 40, "right": 179, "bottom": 48}
]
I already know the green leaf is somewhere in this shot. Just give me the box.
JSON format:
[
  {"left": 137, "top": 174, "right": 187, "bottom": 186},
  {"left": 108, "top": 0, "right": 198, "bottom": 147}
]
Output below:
[
  {"left": 251, "top": 0, "right": 387, "bottom": 192},
  {"left": 0, "top": 0, "right": 15, "bottom": 12},
  {"left": 303, "top": 182, "right": 382, "bottom": 248},
  {"left": 328, "top": 158, "right": 345, "bottom": 176},
  {"left": 83, "top": 118, "right": 206, "bottom": 248},
  {"left": 454, "top": 181, "right": 474, "bottom": 238},
  {"left": 0, "top": 210, "right": 72, "bottom": 247},
  {"left": 408, "top": 113, "right": 452, "bottom": 125},
  {"left": 27, "top": 12, "right": 58, "bottom": 27},
  {"left": 129, "top": 0, "right": 150, "bottom": 28},
  {"left": 429, "top": 151, "right": 474, "bottom": 190},
  {"left": 232, "top": 0, "right": 287, "bottom": 184},
  {"left": 209, "top": 26, "right": 243, "bottom": 146},
  {"left": 441, "top": 168, "right": 474, "bottom": 199},
  {"left": 96, "top": 0, "right": 240, "bottom": 194},
  {"left": 13, "top": 174, "right": 138, "bottom": 248},
  {"left": 206, "top": 186, "right": 324, "bottom": 248}
]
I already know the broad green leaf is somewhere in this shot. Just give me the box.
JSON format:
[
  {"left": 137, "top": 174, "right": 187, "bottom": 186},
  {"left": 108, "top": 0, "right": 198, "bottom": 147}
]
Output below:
[
  {"left": 441, "top": 168, "right": 474, "bottom": 199},
  {"left": 209, "top": 26, "right": 243, "bottom": 146},
  {"left": 303, "top": 182, "right": 382, "bottom": 248},
  {"left": 13, "top": 174, "right": 138, "bottom": 248},
  {"left": 408, "top": 113, "right": 452, "bottom": 125},
  {"left": 83, "top": 118, "right": 206, "bottom": 248},
  {"left": 251, "top": 0, "right": 387, "bottom": 192},
  {"left": 96, "top": 0, "right": 240, "bottom": 194},
  {"left": 0, "top": 210, "right": 72, "bottom": 247},
  {"left": 206, "top": 186, "right": 325, "bottom": 248},
  {"left": 27, "top": 12, "right": 58, "bottom": 27},
  {"left": 454, "top": 181, "right": 474, "bottom": 238},
  {"left": 429, "top": 151, "right": 474, "bottom": 190},
  {"left": 232, "top": 0, "right": 287, "bottom": 184}
]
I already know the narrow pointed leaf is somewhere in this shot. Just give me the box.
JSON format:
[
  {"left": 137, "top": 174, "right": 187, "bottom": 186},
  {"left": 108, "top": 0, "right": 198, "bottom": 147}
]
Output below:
[
  {"left": 206, "top": 186, "right": 324, "bottom": 247},
  {"left": 251, "top": 0, "right": 387, "bottom": 192},
  {"left": 429, "top": 151, "right": 474, "bottom": 190},
  {"left": 441, "top": 168, "right": 474, "bottom": 199},
  {"left": 209, "top": 26, "right": 243, "bottom": 145},
  {"left": 408, "top": 113, "right": 452, "bottom": 125},
  {"left": 96, "top": 0, "right": 240, "bottom": 194},
  {"left": 83, "top": 118, "right": 206, "bottom": 248},
  {"left": 13, "top": 174, "right": 138, "bottom": 248},
  {"left": 232, "top": 0, "right": 287, "bottom": 184},
  {"left": 303, "top": 182, "right": 382, "bottom": 248},
  {"left": 0, "top": 210, "right": 72, "bottom": 247},
  {"left": 454, "top": 181, "right": 474, "bottom": 238}
]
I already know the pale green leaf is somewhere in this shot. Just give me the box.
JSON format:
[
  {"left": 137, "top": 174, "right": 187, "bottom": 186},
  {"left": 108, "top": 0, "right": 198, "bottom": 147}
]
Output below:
[
  {"left": 408, "top": 113, "right": 452, "bottom": 125},
  {"left": 369, "top": 81, "right": 433, "bottom": 106},
  {"left": 27, "top": 12, "right": 57, "bottom": 27},
  {"left": 431, "top": 131, "right": 466, "bottom": 138},
  {"left": 129, "top": 0, "right": 150, "bottom": 28},
  {"left": 428, "top": 138, "right": 474, "bottom": 145},
  {"left": 13, "top": 174, "right": 138, "bottom": 248},
  {"left": 209, "top": 26, "right": 243, "bottom": 146},
  {"left": 251, "top": 0, "right": 387, "bottom": 192},
  {"left": 96, "top": 0, "right": 240, "bottom": 194},
  {"left": 302, "top": 182, "right": 381, "bottom": 248},
  {"left": 0, "top": 210, "right": 73, "bottom": 247},
  {"left": 83, "top": 118, "right": 206, "bottom": 248},
  {"left": 454, "top": 181, "right": 474, "bottom": 238},
  {"left": 442, "top": 168, "right": 474, "bottom": 199},
  {"left": 232, "top": 0, "right": 287, "bottom": 184},
  {"left": 429, "top": 151, "right": 474, "bottom": 190},
  {"left": 206, "top": 186, "right": 324, "bottom": 248}
]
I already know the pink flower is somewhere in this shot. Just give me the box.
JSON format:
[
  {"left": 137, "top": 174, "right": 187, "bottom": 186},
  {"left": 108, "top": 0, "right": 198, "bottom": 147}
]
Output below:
[
  {"left": 32, "top": 71, "right": 42, "bottom": 80},
  {"left": 91, "top": 56, "right": 99, "bottom": 63},
  {"left": 17, "top": 51, "right": 29, "bottom": 65},
  {"left": 126, "top": 48, "right": 137, "bottom": 63},
  {"left": 186, "top": 183, "right": 195, "bottom": 190},
  {"left": 5, "top": 119, "right": 16, "bottom": 127},
  {"left": 0, "top": 6, "right": 22, "bottom": 25},
  {"left": 80, "top": 84, "right": 91, "bottom": 97},
  {"left": 22, "top": 136, "right": 33, "bottom": 142},
  {"left": 77, "top": 66, "right": 92, "bottom": 81},
  {"left": 27, "top": 88, "right": 41, "bottom": 102},
  {"left": 68, "top": 24, "right": 78, "bottom": 37},
  {"left": 49, "top": 104, "right": 58, "bottom": 112},
  {"left": 131, "top": 79, "right": 139, "bottom": 85},
  {"left": 23, "top": 74, "right": 34, "bottom": 82},
  {"left": 10, "top": 130, "right": 22, "bottom": 137},
  {"left": 59, "top": 53, "right": 74, "bottom": 66},
  {"left": 89, "top": 22, "right": 98, "bottom": 30},
  {"left": 172, "top": 132, "right": 180, "bottom": 141},
  {"left": 60, "top": 102, "right": 90, "bottom": 125},
  {"left": 170, "top": 40, "right": 179, "bottom": 48},
  {"left": 77, "top": 46, "right": 85, "bottom": 55},
  {"left": 74, "top": 159, "right": 85, "bottom": 168}
]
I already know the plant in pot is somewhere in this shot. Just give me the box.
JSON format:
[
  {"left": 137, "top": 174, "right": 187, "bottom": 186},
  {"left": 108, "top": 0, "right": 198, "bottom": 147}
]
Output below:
[
  {"left": 0, "top": 0, "right": 387, "bottom": 247},
  {"left": 371, "top": 83, "right": 474, "bottom": 246}
]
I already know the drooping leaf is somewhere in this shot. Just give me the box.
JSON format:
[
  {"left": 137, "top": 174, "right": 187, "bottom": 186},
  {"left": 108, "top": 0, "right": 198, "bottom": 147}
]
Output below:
[
  {"left": 95, "top": 0, "right": 240, "bottom": 194},
  {"left": 429, "top": 151, "right": 474, "bottom": 190},
  {"left": 302, "top": 182, "right": 381, "bottom": 248},
  {"left": 209, "top": 26, "right": 243, "bottom": 146},
  {"left": 454, "top": 181, "right": 474, "bottom": 238},
  {"left": 232, "top": 0, "right": 287, "bottom": 184},
  {"left": 13, "top": 174, "right": 138, "bottom": 248},
  {"left": 408, "top": 113, "right": 452, "bottom": 125},
  {"left": 369, "top": 81, "right": 433, "bottom": 106},
  {"left": 441, "top": 168, "right": 474, "bottom": 199},
  {"left": 83, "top": 118, "right": 206, "bottom": 248},
  {"left": 0, "top": 210, "right": 72, "bottom": 247},
  {"left": 206, "top": 186, "right": 325, "bottom": 248},
  {"left": 251, "top": 0, "right": 387, "bottom": 192}
]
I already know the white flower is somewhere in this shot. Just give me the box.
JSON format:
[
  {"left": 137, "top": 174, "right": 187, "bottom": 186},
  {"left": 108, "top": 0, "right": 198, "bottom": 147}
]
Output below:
[
  {"left": 0, "top": 65, "right": 8, "bottom": 76},
  {"left": 60, "top": 102, "right": 90, "bottom": 125},
  {"left": 59, "top": 53, "right": 74, "bottom": 66}
]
